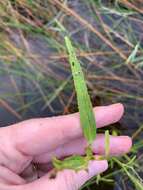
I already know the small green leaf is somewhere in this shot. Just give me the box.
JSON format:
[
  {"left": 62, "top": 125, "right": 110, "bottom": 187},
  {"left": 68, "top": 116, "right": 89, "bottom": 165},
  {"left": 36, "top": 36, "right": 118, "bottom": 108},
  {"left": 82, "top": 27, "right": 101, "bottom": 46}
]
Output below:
[{"left": 52, "top": 155, "right": 89, "bottom": 171}]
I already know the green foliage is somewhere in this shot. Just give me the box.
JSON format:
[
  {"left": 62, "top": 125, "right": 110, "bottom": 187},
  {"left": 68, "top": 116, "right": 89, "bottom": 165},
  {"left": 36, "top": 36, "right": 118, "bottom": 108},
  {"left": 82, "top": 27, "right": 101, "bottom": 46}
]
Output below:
[
  {"left": 65, "top": 36, "right": 97, "bottom": 146},
  {"left": 52, "top": 36, "right": 96, "bottom": 171}
]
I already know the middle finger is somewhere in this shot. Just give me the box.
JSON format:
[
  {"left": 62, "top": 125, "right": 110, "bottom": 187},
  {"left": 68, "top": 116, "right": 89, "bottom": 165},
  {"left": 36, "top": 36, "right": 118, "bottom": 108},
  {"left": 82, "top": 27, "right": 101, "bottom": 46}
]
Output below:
[{"left": 34, "top": 134, "right": 132, "bottom": 163}]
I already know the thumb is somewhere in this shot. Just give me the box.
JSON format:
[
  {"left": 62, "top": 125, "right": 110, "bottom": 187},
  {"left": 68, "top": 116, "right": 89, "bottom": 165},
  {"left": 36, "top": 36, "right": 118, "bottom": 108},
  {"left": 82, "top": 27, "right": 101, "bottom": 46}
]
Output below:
[
  {"left": 55, "top": 160, "right": 108, "bottom": 190},
  {"left": 26, "top": 159, "right": 108, "bottom": 190}
]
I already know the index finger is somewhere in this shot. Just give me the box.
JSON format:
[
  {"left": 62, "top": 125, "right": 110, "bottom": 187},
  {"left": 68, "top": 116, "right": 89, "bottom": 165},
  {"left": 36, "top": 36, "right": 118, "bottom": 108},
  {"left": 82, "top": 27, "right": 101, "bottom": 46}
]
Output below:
[{"left": 11, "top": 103, "right": 124, "bottom": 156}]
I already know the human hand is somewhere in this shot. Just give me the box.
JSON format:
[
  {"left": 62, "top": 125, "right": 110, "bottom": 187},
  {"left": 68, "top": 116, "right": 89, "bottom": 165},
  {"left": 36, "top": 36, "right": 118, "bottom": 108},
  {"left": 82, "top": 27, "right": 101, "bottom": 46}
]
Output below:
[{"left": 0, "top": 103, "right": 132, "bottom": 190}]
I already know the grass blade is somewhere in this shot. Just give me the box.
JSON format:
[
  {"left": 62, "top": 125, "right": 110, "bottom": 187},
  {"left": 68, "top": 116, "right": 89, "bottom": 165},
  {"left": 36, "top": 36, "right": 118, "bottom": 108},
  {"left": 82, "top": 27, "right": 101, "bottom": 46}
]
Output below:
[{"left": 65, "top": 36, "right": 96, "bottom": 145}]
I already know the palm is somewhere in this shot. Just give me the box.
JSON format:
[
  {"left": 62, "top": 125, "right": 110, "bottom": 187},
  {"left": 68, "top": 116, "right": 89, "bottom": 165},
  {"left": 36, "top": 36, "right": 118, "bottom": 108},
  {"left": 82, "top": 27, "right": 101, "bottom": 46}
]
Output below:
[{"left": 0, "top": 104, "right": 132, "bottom": 190}]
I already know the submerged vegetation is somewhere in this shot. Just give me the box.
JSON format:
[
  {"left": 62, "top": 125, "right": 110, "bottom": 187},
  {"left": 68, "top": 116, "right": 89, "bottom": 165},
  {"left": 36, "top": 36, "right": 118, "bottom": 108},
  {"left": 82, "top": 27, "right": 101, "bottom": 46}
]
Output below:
[{"left": 0, "top": 0, "right": 143, "bottom": 189}]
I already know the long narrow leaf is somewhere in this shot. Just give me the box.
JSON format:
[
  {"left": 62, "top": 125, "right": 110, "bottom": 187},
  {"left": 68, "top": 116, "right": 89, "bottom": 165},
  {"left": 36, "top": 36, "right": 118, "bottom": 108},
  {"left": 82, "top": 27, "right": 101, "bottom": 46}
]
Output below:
[{"left": 65, "top": 36, "right": 96, "bottom": 145}]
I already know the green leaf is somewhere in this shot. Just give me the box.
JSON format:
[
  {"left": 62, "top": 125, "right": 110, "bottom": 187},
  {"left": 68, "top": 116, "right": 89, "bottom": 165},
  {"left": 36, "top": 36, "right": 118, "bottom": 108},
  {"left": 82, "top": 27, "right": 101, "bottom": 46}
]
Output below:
[
  {"left": 52, "top": 155, "right": 89, "bottom": 171},
  {"left": 65, "top": 36, "right": 96, "bottom": 145}
]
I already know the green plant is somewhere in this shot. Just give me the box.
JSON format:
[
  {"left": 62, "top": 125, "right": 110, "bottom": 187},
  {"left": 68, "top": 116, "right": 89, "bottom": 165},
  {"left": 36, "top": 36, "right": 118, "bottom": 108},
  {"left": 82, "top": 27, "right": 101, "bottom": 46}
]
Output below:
[{"left": 52, "top": 36, "right": 97, "bottom": 171}]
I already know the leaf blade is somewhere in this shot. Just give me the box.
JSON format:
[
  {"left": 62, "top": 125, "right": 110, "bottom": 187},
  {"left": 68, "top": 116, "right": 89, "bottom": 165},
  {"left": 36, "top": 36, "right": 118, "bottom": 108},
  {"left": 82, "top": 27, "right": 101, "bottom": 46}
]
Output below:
[{"left": 65, "top": 36, "right": 96, "bottom": 145}]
